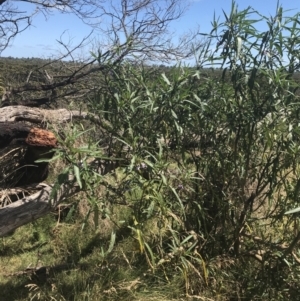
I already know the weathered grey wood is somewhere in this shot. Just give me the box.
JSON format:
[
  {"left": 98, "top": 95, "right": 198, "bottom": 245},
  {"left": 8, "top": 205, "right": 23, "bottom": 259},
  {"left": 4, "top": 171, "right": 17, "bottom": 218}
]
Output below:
[
  {"left": 0, "top": 105, "right": 88, "bottom": 124},
  {"left": 0, "top": 160, "right": 120, "bottom": 237},
  {"left": 0, "top": 181, "right": 80, "bottom": 237}
]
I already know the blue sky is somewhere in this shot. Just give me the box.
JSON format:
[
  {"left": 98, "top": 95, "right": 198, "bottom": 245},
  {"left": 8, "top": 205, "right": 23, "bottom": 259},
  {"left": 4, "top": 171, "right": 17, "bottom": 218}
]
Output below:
[{"left": 1, "top": 0, "right": 299, "bottom": 59}]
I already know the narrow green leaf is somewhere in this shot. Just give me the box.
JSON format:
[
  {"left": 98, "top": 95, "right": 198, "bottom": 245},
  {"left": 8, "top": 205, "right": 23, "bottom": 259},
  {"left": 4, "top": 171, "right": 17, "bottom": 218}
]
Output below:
[
  {"left": 35, "top": 154, "right": 60, "bottom": 163},
  {"left": 144, "top": 242, "right": 155, "bottom": 268},
  {"left": 285, "top": 207, "right": 300, "bottom": 215},
  {"left": 107, "top": 231, "right": 116, "bottom": 253},
  {"left": 65, "top": 205, "right": 76, "bottom": 223},
  {"left": 180, "top": 235, "right": 194, "bottom": 245},
  {"left": 74, "top": 165, "right": 82, "bottom": 189},
  {"left": 170, "top": 187, "right": 185, "bottom": 218},
  {"left": 161, "top": 73, "right": 171, "bottom": 85},
  {"left": 171, "top": 109, "right": 178, "bottom": 119},
  {"left": 236, "top": 37, "right": 242, "bottom": 58},
  {"left": 161, "top": 174, "right": 167, "bottom": 185},
  {"left": 222, "top": 9, "right": 229, "bottom": 22}
]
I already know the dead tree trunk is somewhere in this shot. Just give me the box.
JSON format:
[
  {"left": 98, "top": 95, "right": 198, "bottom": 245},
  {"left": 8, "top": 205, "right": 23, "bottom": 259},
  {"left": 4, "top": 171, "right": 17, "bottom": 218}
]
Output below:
[
  {"left": 0, "top": 158, "right": 119, "bottom": 237},
  {"left": 0, "top": 105, "right": 120, "bottom": 236},
  {"left": 0, "top": 127, "right": 57, "bottom": 188},
  {"left": 0, "top": 182, "right": 80, "bottom": 237},
  {"left": 0, "top": 105, "right": 89, "bottom": 124},
  {"left": 0, "top": 105, "right": 90, "bottom": 187},
  {"left": 0, "top": 123, "right": 32, "bottom": 148}
]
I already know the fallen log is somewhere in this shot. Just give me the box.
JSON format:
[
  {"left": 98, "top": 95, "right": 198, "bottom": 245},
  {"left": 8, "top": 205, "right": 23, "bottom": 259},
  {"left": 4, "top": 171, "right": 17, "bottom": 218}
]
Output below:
[
  {"left": 0, "top": 128, "right": 57, "bottom": 188},
  {"left": 0, "top": 105, "right": 91, "bottom": 188},
  {"left": 0, "top": 105, "right": 116, "bottom": 139},
  {"left": 0, "top": 124, "right": 32, "bottom": 148},
  {"left": 0, "top": 181, "right": 79, "bottom": 237},
  {"left": 0, "top": 159, "right": 120, "bottom": 237},
  {"left": 0, "top": 105, "right": 88, "bottom": 124},
  {"left": 0, "top": 124, "right": 57, "bottom": 148},
  {"left": 0, "top": 105, "right": 121, "bottom": 236}
]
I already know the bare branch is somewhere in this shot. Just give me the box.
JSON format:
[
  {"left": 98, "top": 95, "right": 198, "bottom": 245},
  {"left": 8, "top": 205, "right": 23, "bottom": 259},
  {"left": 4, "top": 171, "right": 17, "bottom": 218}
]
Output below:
[
  {"left": 0, "top": 0, "right": 199, "bottom": 63},
  {"left": 94, "top": 0, "right": 190, "bottom": 62},
  {"left": 0, "top": 1, "right": 33, "bottom": 52}
]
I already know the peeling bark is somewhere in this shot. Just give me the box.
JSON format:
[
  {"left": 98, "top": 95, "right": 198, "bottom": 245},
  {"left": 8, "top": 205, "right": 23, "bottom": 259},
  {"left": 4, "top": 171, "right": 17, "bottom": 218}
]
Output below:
[
  {"left": 0, "top": 126, "right": 58, "bottom": 148},
  {"left": 25, "top": 127, "right": 57, "bottom": 147}
]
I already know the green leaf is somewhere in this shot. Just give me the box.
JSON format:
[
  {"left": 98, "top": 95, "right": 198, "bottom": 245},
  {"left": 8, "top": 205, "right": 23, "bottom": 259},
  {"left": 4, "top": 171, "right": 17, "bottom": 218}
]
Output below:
[
  {"left": 180, "top": 235, "right": 194, "bottom": 245},
  {"left": 161, "top": 73, "right": 171, "bottom": 85},
  {"left": 107, "top": 231, "right": 116, "bottom": 254},
  {"left": 236, "top": 37, "right": 242, "bottom": 58},
  {"left": 161, "top": 174, "right": 167, "bottom": 185},
  {"left": 74, "top": 165, "right": 82, "bottom": 189},
  {"left": 222, "top": 9, "right": 229, "bottom": 22},
  {"left": 285, "top": 207, "right": 300, "bottom": 215},
  {"left": 35, "top": 154, "right": 61, "bottom": 163},
  {"left": 170, "top": 187, "right": 185, "bottom": 218},
  {"left": 65, "top": 205, "right": 76, "bottom": 223},
  {"left": 144, "top": 242, "right": 155, "bottom": 268},
  {"left": 171, "top": 109, "right": 178, "bottom": 119}
]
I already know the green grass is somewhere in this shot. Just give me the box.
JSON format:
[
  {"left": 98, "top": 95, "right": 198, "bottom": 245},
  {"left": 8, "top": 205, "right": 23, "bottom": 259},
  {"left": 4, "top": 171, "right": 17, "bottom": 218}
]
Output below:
[{"left": 0, "top": 195, "right": 198, "bottom": 301}]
